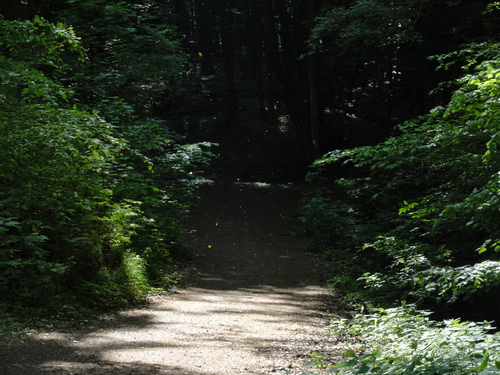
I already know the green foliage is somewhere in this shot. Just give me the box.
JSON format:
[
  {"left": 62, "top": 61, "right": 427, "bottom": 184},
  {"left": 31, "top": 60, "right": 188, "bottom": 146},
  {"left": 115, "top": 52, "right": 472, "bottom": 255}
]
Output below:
[
  {"left": 58, "top": 0, "right": 187, "bottom": 114},
  {"left": 305, "top": 0, "right": 426, "bottom": 133},
  {"left": 302, "top": 40, "right": 500, "bottom": 312},
  {"left": 0, "top": 14, "right": 83, "bottom": 68},
  {"left": 0, "top": 102, "right": 144, "bottom": 307},
  {"left": 0, "top": 15, "right": 215, "bottom": 327},
  {"left": 111, "top": 117, "right": 217, "bottom": 284},
  {"left": 304, "top": 305, "right": 500, "bottom": 374},
  {"left": 309, "top": 0, "right": 420, "bottom": 55},
  {"left": 0, "top": 15, "right": 82, "bottom": 105},
  {"left": 361, "top": 240, "right": 500, "bottom": 304}
]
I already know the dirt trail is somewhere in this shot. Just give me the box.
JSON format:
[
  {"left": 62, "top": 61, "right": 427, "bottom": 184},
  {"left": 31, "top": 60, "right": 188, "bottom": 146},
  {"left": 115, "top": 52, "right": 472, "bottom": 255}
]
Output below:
[{"left": 1, "top": 183, "right": 339, "bottom": 375}]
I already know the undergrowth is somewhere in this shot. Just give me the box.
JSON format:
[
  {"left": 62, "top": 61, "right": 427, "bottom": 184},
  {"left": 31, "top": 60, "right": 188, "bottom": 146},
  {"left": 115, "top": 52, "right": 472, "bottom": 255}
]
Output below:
[{"left": 302, "top": 305, "right": 500, "bottom": 375}]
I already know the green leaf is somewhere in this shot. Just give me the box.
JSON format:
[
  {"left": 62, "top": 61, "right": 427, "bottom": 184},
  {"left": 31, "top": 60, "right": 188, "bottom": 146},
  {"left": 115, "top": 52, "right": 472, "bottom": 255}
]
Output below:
[
  {"left": 357, "top": 363, "right": 371, "bottom": 373},
  {"left": 476, "top": 355, "right": 489, "bottom": 371},
  {"left": 305, "top": 360, "right": 317, "bottom": 368}
]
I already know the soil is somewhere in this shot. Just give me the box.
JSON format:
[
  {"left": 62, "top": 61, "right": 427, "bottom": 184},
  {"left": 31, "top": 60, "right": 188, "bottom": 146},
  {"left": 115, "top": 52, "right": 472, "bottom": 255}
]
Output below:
[{"left": 0, "top": 182, "right": 346, "bottom": 375}]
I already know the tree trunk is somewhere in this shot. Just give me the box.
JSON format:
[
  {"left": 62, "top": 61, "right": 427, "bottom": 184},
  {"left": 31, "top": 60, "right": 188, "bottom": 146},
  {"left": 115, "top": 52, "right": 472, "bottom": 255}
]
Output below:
[
  {"left": 194, "top": 0, "right": 216, "bottom": 75},
  {"left": 307, "top": 0, "right": 321, "bottom": 160},
  {"left": 218, "top": 1, "right": 240, "bottom": 135},
  {"left": 173, "top": 0, "right": 193, "bottom": 50}
]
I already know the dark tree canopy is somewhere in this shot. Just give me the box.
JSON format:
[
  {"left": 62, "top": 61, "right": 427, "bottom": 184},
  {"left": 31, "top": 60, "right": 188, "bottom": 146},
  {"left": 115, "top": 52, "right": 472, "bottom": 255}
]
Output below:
[{"left": 4, "top": 0, "right": 496, "bottom": 168}]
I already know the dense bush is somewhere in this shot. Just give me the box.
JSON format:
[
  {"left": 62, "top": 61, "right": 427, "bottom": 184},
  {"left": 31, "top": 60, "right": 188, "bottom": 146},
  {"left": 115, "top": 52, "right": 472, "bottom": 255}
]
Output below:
[
  {"left": 301, "top": 42, "right": 500, "bottom": 314},
  {"left": 0, "top": 15, "right": 215, "bottom": 327}
]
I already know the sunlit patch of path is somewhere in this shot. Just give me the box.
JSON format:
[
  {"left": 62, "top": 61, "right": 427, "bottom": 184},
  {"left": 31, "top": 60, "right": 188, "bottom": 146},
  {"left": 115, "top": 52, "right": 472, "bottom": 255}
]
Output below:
[{"left": 71, "top": 284, "right": 329, "bottom": 374}]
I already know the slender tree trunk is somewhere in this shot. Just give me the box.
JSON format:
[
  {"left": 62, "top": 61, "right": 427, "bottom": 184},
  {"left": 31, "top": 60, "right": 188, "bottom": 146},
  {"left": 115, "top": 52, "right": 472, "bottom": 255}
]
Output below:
[
  {"left": 243, "top": 0, "right": 266, "bottom": 119},
  {"left": 219, "top": 1, "right": 239, "bottom": 134},
  {"left": 262, "top": 0, "right": 279, "bottom": 122},
  {"left": 173, "top": 0, "right": 193, "bottom": 49},
  {"left": 307, "top": 0, "right": 321, "bottom": 160},
  {"left": 194, "top": 0, "right": 215, "bottom": 75},
  {"left": 272, "top": 0, "right": 315, "bottom": 168}
]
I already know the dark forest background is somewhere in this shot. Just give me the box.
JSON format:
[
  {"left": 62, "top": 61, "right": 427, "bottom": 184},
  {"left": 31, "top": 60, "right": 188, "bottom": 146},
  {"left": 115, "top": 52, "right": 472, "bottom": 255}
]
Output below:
[{"left": 3, "top": 0, "right": 493, "bottom": 173}]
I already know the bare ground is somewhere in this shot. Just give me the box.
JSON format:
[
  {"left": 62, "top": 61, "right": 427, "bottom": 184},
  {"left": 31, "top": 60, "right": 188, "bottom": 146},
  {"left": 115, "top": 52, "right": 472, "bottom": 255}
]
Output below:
[{"left": 0, "top": 182, "right": 345, "bottom": 375}]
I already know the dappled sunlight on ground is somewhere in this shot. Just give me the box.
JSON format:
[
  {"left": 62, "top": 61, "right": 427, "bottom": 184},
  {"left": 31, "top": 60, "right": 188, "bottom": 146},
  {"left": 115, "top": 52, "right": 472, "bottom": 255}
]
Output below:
[{"left": 60, "top": 281, "right": 332, "bottom": 374}]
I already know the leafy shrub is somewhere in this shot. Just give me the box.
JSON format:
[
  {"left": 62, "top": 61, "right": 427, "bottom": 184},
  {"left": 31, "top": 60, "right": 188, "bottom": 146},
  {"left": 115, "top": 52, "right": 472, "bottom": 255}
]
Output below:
[
  {"left": 304, "top": 305, "right": 500, "bottom": 374},
  {"left": 362, "top": 255, "right": 500, "bottom": 305},
  {"left": 0, "top": 16, "right": 215, "bottom": 326},
  {"left": 302, "top": 42, "right": 500, "bottom": 312}
]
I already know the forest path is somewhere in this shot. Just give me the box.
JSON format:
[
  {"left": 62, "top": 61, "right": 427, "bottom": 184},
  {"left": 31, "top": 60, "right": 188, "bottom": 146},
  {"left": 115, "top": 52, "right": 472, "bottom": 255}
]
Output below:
[{"left": 1, "top": 183, "right": 340, "bottom": 375}]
